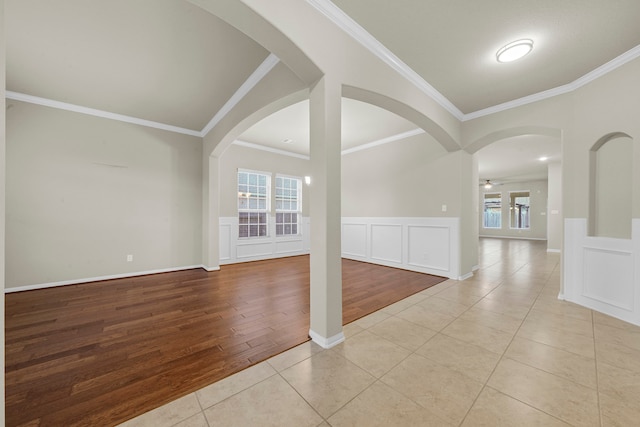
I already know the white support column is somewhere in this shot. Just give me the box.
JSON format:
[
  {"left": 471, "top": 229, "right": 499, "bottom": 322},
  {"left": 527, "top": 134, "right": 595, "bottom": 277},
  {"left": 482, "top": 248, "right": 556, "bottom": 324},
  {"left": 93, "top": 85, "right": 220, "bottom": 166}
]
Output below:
[
  {"left": 308, "top": 76, "right": 344, "bottom": 348},
  {"left": 202, "top": 155, "right": 221, "bottom": 271}
]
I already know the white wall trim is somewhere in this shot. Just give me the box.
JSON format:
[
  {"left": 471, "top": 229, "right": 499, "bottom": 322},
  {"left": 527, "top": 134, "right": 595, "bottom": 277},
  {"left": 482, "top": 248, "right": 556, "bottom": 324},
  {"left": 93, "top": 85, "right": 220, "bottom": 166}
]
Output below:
[
  {"left": 479, "top": 235, "right": 547, "bottom": 241},
  {"left": 235, "top": 127, "right": 427, "bottom": 159},
  {"left": 305, "top": 0, "right": 640, "bottom": 122},
  {"left": 342, "top": 217, "right": 461, "bottom": 279},
  {"left": 341, "top": 128, "right": 425, "bottom": 155},
  {"left": 6, "top": 54, "right": 281, "bottom": 139},
  {"left": 5, "top": 264, "right": 209, "bottom": 293},
  {"left": 201, "top": 53, "right": 280, "bottom": 136},
  {"left": 305, "top": 0, "right": 464, "bottom": 120},
  {"left": 233, "top": 140, "right": 310, "bottom": 160},
  {"left": 309, "top": 329, "right": 345, "bottom": 349},
  {"left": 6, "top": 91, "right": 202, "bottom": 137},
  {"left": 563, "top": 218, "right": 640, "bottom": 327},
  {"left": 220, "top": 216, "right": 311, "bottom": 264},
  {"left": 454, "top": 44, "right": 640, "bottom": 121},
  {"left": 547, "top": 248, "right": 561, "bottom": 253}
]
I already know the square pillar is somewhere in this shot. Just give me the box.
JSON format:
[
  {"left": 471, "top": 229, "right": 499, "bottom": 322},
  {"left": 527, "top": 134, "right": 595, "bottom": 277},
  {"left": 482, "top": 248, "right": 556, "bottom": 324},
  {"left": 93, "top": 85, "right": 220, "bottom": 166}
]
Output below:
[
  {"left": 308, "top": 76, "right": 344, "bottom": 348},
  {"left": 202, "top": 154, "right": 221, "bottom": 271}
]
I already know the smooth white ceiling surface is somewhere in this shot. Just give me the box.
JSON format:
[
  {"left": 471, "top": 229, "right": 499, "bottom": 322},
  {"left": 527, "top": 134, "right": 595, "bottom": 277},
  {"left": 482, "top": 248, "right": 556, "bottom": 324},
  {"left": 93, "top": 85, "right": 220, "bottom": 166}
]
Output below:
[
  {"left": 6, "top": 0, "right": 269, "bottom": 130},
  {"left": 476, "top": 135, "right": 561, "bottom": 184},
  {"left": 238, "top": 98, "right": 417, "bottom": 155},
  {"left": 331, "top": 0, "right": 640, "bottom": 114},
  {"left": 8, "top": 0, "right": 638, "bottom": 183}
]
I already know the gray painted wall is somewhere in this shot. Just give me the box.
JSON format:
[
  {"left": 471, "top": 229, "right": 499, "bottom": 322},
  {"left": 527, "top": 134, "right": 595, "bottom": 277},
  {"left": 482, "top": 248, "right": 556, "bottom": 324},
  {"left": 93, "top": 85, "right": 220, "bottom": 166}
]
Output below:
[
  {"left": 479, "top": 180, "right": 549, "bottom": 240},
  {"left": 6, "top": 101, "right": 203, "bottom": 288}
]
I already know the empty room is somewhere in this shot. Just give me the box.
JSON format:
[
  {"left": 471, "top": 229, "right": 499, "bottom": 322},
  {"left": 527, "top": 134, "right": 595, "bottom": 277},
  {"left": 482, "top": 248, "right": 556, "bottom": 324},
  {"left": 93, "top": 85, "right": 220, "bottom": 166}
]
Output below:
[{"left": 3, "top": 1, "right": 640, "bottom": 426}]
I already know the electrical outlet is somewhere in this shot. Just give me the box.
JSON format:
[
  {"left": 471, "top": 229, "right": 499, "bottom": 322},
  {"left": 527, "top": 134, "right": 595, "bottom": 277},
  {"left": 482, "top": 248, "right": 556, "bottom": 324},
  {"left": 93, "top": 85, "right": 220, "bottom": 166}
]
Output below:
[
  {"left": 441, "top": 204, "right": 447, "bottom": 212},
  {"left": 127, "top": 254, "right": 133, "bottom": 262}
]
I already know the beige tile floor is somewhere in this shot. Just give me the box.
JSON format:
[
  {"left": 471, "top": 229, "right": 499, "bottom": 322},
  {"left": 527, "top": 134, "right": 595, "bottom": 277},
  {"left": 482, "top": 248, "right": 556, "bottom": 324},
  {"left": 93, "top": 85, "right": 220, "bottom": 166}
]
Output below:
[{"left": 118, "top": 239, "right": 640, "bottom": 426}]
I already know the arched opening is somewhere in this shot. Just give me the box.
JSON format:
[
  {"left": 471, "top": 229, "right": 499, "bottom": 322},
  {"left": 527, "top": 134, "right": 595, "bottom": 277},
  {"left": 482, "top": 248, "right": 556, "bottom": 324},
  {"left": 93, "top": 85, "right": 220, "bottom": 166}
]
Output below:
[
  {"left": 468, "top": 127, "right": 562, "bottom": 251},
  {"left": 588, "top": 132, "right": 633, "bottom": 238},
  {"left": 215, "top": 93, "right": 458, "bottom": 268}
]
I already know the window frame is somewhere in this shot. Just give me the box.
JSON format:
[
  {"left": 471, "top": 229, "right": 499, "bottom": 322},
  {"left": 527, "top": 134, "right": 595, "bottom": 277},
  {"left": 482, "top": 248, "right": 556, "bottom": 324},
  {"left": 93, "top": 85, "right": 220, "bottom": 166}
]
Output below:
[
  {"left": 509, "top": 190, "right": 531, "bottom": 230},
  {"left": 275, "top": 174, "right": 302, "bottom": 237},
  {"left": 237, "top": 169, "right": 271, "bottom": 239},
  {"left": 483, "top": 192, "right": 502, "bottom": 229}
]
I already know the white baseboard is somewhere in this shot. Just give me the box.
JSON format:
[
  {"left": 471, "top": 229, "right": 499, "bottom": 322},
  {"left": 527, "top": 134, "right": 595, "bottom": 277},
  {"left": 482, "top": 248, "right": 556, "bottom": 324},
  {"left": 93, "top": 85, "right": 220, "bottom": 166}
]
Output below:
[
  {"left": 309, "top": 329, "right": 345, "bottom": 349},
  {"left": 479, "top": 235, "right": 547, "bottom": 241},
  {"left": 5, "top": 264, "right": 208, "bottom": 293},
  {"left": 458, "top": 272, "right": 474, "bottom": 281},
  {"left": 547, "top": 248, "right": 561, "bottom": 253}
]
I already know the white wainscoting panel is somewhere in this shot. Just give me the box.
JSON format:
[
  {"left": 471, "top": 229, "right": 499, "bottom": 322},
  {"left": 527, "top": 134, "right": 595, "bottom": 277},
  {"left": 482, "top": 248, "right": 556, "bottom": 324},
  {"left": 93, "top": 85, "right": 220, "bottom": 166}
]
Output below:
[
  {"left": 219, "top": 224, "right": 232, "bottom": 261},
  {"left": 583, "top": 247, "right": 633, "bottom": 310},
  {"left": 237, "top": 241, "right": 274, "bottom": 259},
  {"left": 407, "top": 225, "right": 450, "bottom": 272},
  {"left": 276, "top": 239, "right": 305, "bottom": 255},
  {"left": 342, "top": 217, "right": 461, "bottom": 279},
  {"left": 342, "top": 223, "right": 367, "bottom": 258},
  {"left": 219, "top": 216, "right": 310, "bottom": 265},
  {"left": 371, "top": 224, "right": 403, "bottom": 264},
  {"left": 563, "top": 218, "right": 640, "bottom": 326}
]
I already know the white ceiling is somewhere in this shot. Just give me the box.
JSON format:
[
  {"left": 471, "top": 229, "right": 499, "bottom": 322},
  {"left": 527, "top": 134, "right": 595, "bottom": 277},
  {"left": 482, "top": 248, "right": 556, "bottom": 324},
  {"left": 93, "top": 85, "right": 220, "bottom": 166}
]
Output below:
[
  {"left": 238, "top": 98, "right": 417, "bottom": 156},
  {"left": 6, "top": 0, "right": 269, "bottom": 130},
  {"left": 476, "top": 135, "right": 561, "bottom": 184},
  {"left": 331, "top": 0, "right": 640, "bottom": 114},
  {"left": 7, "top": 0, "right": 639, "bottom": 183}
]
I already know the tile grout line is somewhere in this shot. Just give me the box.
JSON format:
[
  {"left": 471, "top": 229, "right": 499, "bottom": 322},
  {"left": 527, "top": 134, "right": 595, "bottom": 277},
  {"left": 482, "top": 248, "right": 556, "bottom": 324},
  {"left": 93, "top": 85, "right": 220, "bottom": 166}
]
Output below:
[
  {"left": 276, "top": 369, "right": 329, "bottom": 425},
  {"left": 592, "top": 308, "right": 604, "bottom": 427},
  {"left": 457, "top": 255, "right": 568, "bottom": 426}
]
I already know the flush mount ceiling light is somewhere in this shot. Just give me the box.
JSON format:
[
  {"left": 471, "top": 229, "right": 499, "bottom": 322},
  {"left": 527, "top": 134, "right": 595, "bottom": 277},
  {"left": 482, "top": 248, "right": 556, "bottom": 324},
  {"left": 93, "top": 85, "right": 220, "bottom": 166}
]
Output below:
[
  {"left": 496, "top": 39, "right": 533, "bottom": 63},
  {"left": 484, "top": 179, "right": 493, "bottom": 189},
  {"left": 538, "top": 156, "right": 549, "bottom": 161}
]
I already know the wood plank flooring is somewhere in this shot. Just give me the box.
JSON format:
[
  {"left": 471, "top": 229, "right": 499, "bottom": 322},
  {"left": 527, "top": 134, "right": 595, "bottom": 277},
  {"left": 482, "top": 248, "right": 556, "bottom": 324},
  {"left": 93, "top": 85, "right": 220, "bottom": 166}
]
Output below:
[{"left": 5, "top": 256, "right": 446, "bottom": 427}]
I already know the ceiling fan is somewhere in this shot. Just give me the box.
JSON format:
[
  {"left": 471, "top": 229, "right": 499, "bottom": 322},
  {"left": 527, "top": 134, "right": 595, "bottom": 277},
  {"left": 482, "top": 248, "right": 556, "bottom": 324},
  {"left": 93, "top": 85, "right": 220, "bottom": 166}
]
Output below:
[{"left": 480, "top": 179, "right": 502, "bottom": 189}]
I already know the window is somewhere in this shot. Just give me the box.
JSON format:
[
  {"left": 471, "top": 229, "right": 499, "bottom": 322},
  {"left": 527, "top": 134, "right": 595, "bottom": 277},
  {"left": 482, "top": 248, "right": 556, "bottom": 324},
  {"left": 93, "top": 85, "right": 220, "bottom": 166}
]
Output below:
[
  {"left": 483, "top": 193, "right": 502, "bottom": 229},
  {"left": 509, "top": 191, "right": 530, "bottom": 229},
  {"left": 275, "top": 175, "right": 301, "bottom": 236},
  {"left": 238, "top": 170, "right": 270, "bottom": 238}
]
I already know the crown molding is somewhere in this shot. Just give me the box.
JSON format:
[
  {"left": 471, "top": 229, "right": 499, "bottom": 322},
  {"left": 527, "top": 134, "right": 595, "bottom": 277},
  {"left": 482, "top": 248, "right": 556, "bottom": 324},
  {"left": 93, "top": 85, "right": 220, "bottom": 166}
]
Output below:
[
  {"left": 306, "top": 0, "right": 465, "bottom": 121},
  {"left": 463, "top": 44, "right": 640, "bottom": 121},
  {"left": 569, "top": 43, "right": 640, "bottom": 90},
  {"left": 307, "top": 0, "right": 640, "bottom": 123},
  {"left": 8, "top": 5, "right": 640, "bottom": 139},
  {"left": 5, "top": 91, "right": 202, "bottom": 137},
  {"left": 235, "top": 127, "right": 425, "bottom": 158},
  {"left": 6, "top": 54, "right": 280, "bottom": 139},
  {"left": 233, "top": 140, "right": 310, "bottom": 160},
  {"left": 341, "top": 128, "right": 424, "bottom": 155},
  {"left": 201, "top": 53, "right": 280, "bottom": 137}
]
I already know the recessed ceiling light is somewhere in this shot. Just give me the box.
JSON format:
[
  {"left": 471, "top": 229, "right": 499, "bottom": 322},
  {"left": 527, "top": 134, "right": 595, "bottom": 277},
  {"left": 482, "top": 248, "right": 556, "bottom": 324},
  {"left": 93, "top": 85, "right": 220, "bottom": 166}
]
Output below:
[
  {"left": 282, "top": 138, "right": 294, "bottom": 144},
  {"left": 496, "top": 39, "right": 533, "bottom": 63},
  {"left": 539, "top": 156, "right": 548, "bottom": 161}
]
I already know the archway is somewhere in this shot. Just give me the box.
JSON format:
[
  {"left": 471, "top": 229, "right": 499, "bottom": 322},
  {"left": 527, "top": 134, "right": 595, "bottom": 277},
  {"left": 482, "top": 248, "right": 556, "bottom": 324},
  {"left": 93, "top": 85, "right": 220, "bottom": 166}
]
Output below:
[{"left": 468, "top": 126, "right": 562, "bottom": 251}]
